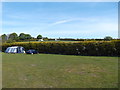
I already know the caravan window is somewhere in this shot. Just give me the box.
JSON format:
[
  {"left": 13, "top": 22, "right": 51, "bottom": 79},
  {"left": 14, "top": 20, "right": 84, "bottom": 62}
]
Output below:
[
  {"left": 11, "top": 48, "right": 14, "bottom": 52},
  {"left": 5, "top": 47, "right": 10, "bottom": 52},
  {"left": 11, "top": 48, "right": 17, "bottom": 53},
  {"left": 14, "top": 48, "right": 17, "bottom": 52}
]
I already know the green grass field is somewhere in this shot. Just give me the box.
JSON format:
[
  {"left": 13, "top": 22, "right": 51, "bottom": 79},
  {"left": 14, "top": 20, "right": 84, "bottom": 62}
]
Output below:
[{"left": 2, "top": 53, "right": 118, "bottom": 88}]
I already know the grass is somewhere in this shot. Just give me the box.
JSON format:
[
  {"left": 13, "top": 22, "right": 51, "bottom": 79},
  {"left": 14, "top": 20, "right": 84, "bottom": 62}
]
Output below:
[{"left": 2, "top": 53, "right": 118, "bottom": 88}]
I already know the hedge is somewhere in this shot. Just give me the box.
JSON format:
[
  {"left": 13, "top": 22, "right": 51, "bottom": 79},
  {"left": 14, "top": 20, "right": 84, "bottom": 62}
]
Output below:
[{"left": 1, "top": 41, "right": 120, "bottom": 56}]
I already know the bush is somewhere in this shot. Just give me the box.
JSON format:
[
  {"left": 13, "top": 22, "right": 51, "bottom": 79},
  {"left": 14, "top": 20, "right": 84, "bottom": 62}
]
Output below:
[
  {"left": 6, "top": 39, "right": 16, "bottom": 43},
  {"left": 1, "top": 41, "right": 119, "bottom": 56}
]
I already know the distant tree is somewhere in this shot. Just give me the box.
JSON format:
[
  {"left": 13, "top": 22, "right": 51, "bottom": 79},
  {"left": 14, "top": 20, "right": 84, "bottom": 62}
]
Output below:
[
  {"left": 1, "top": 34, "right": 7, "bottom": 43},
  {"left": 1, "top": 34, "right": 7, "bottom": 40},
  {"left": 19, "top": 33, "right": 32, "bottom": 41},
  {"left": 37, "top": 35, "right": 42, "bottom": 39},
  {"left": 19, "top": 33, "right": 26, "bottom": 40},
  {"left": 8, "top": 33, "right": 18, "bottom": 40},
  {"left": 25, "top": 34, "right": 32, "bottom": 39},
  {"left": 104, "top": 36, "right": 113, "bottom": 41}
]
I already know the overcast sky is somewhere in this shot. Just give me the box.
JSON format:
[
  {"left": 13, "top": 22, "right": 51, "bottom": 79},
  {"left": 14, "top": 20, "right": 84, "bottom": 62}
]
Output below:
[{"left": 2, "top": 2, "right": 118, "bottom": 38}]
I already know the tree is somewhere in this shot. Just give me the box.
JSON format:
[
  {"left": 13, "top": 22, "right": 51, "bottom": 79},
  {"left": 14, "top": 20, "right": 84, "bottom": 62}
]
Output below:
[
  {"left": 19, "top": 33, "right": 26, "bottom": 40},
  {"left": 25, "top": 34, "right": 32, "bottom": 39},
  {"left": 8, "top": 33, "right": 18, "bottom": 40},
  {"left": 19, "top": 33, "right": 32, "bottom": 40},
  {"left": 37, "top": 35, "right": 42, "bottom": 39},
  {"left": 104, "top": 36, "right": 113, "bottom": 41},
  {"left": 1, "top": 34, "right": 7, "bottom": 43}
]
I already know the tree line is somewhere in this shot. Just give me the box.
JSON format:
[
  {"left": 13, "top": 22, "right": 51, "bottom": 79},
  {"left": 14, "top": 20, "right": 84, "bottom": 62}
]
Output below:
[
  {"left": 0, "top": 32, "right": 115, "bottom": 43},
  {"left": 1, "top": 33, "right": 43, "bottom": 43}
]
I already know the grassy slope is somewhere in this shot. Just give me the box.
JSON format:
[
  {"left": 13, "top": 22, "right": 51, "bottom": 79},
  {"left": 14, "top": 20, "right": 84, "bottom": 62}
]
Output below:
[{"left": 2, "top": 53, "right": 118, "bottom": 88}]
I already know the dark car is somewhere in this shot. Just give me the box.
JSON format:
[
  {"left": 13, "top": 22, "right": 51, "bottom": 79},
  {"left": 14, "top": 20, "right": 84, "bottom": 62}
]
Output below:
[{"left": 26, "top": 49, "right": 39, "bottom": 54}]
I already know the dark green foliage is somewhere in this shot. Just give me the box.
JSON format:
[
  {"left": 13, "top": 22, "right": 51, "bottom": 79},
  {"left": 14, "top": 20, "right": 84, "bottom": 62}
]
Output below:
[
  {"left": 19, "top": 33, "right": 26, "bottom": 40},
  {"left": 1, "top": 34, "right": 7, "bottom": 43},
  {"left": 113, "top": 40, "right": 120, "bottom": 56},
  {"left": 6, "top": 39, "right": 16, "bottom": 43},
  {"left": 2, "top": 41, "right": 119, "bottom": 56},
  {"left": 97, "top": 42, "right": 116, "bottom": 56},
  {"left": 37, "top": 35, "right": 42, "bottom": 39},
  {"left": 8, "top": 33, "right": 18, "bottom": 40},
  {"left": 19, "top": 33, "right": 32, "bottom": 40},
  {"left": 25, "top": 34, "right": 32, "bottom": 39}
]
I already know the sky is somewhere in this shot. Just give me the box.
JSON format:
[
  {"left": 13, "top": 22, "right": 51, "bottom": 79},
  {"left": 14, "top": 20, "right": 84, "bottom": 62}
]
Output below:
[{"left": 2, "top": 2, "right": 118, "bottom": 39}]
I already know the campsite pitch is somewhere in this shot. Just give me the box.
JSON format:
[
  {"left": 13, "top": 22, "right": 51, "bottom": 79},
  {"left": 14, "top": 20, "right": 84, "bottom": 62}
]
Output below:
[{"left": 2, "top": 53, "right": 118, "bottom": 88}]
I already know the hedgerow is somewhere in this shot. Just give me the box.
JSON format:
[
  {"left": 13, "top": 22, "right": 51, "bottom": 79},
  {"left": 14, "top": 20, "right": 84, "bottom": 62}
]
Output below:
[{"left": 1, "top": 41, "right": 119, "bottom": 56}]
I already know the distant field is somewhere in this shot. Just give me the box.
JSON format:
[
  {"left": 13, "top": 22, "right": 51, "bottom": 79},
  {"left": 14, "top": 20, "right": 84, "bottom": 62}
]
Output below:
[
  {"left": 2, "top": 53, "right": 118, "bottom": 88},
  {"left": 14, "top": 41, "right": 83, "bottom": 43},
  {"left": 14, "top": 40, "right": 110, "bottom": 44}
]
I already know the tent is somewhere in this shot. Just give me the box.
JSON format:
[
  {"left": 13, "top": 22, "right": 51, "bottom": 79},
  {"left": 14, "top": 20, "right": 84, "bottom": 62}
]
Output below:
[{"left": 5, "top": 46, "right": 25, "bottom": 53}]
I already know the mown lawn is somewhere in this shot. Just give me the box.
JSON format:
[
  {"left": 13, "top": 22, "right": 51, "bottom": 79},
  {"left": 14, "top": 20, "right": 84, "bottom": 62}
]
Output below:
[{"left": 2, "top": 53, "right": 118, "bottom": 88}]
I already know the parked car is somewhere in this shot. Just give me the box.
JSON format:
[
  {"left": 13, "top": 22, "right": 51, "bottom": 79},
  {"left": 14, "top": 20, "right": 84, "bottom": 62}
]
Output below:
[{"left": 26, "top": 49, "right": 39, "bottom": 54}]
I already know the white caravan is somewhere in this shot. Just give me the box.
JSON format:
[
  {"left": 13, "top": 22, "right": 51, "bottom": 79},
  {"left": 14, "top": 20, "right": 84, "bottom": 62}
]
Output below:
[{"left": 5, "top": 46, "right": 25, "bottom": 53}]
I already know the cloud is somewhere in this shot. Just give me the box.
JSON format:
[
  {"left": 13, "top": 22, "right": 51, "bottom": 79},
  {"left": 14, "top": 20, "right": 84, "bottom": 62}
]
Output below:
[
  {"left": 52, "top": 19, "right": 73, "bottom": 25},
  {"left": 51, "top": 18, "right": 85, "bottom": 25},
  {"left": 51, "top": 17, "right": 103, "bottom": 26}
]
